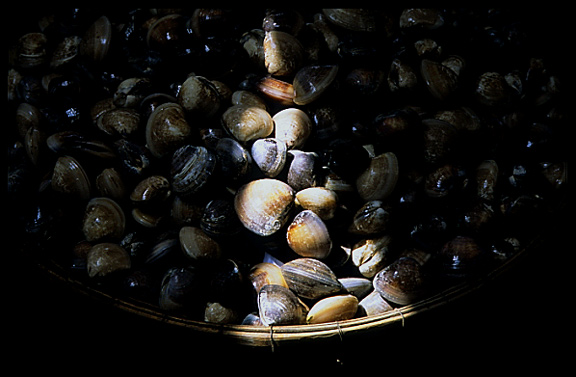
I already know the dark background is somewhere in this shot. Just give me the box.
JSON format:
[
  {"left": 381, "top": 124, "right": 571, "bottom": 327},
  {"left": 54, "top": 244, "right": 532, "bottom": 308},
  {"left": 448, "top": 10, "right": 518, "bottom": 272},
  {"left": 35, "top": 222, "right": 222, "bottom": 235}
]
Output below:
[{"left": 8, "top": 7, "right": 572, "bottom": 373}]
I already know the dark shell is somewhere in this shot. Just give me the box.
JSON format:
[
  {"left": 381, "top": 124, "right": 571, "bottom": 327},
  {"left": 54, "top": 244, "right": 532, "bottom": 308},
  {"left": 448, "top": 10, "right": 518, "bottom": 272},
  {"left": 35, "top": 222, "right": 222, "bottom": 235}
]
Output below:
[
  {"left": 171, "top": 145, "right": 218, "bottom": 196},
  {"left": 373, "top": 257, "right": 425, "bottom": 305}
]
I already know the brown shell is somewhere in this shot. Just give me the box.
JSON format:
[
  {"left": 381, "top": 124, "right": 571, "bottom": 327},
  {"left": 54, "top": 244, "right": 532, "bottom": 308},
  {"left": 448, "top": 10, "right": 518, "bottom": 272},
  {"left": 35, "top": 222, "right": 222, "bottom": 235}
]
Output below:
[
  {"left": 145, "top": 102, "right": 192, "bottom": 159},
  {"left": 280, "top": 258, "right": 343, "bottom": 300},
  {"left": 286, "top": 210, "right": 332, "bottom": 259},
  {"left": 356, "top": 152, "right": 399, "bottom": 201}
]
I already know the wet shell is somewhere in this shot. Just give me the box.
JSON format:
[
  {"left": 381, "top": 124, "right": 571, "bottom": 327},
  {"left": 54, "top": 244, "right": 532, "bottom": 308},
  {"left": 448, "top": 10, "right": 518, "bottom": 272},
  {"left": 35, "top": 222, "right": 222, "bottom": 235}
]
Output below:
[
  {"left": 96, "top": 167, "right": 126, "bottom": 200},
  {"left": 286, "top": 210, "right": 332, "bottom": 259},
  {"left": 373, "top": 257, "right": 425, "bottom": 305},
  {"left": 51, "top": 35, "right": 81, "bottom": 68},
  {"left": 215, "top": 137, "right": 253, "bottom": 183},
  {"left": 179, "top": 226, "right": 222, "bottom": 260},
  {"left": 264, "top": 30, "right": 305, "bottom": 76},
  {"left": 293, "top": 65, "right": 338, "bottom": 105},
  {"left": 177, "top": 75, "right": 221, "bottom": 118},
  {"left": 421, "top": 58, "right": 460, "bottom": 101},
  {"left": 437, "top": 235, "right": 484, "bottom": 278},
  {"left": 287, "top": 150, "right": 318, "bottom": 191},
  {"left": 222, "top": 105, "right": 274, "bottom": 143},
  {"left": 171, "top": 145, "right": 218, "bottom": 196},
  {"left": 113, "top": 78, "right": 152, "bottom": 108},
  {"left": 280, "top": 258, "right": 343, "bottom": 300},
  {"left": 51, "top": 156, "right": 91, "bottom": 201},
  {"left": 249, "top": 262, "right": 288, "bottom": 293},
  {"left": 130, "top": 175, "right": 171, "bottom": 203},
  {"left": 86, "top": 243, "right": 131, "bottom": 278},
  {"left": 348, "top": 200, "right": 390, "bottom": 235},
  {"left": 258, "top": 284, "right": 308, "bottom": 326},
  {"left": 146, "top": 102, "right": 192, "bottom": 159},
  {"left": 339, "top": 277, "right": 372, "bottom": 299},
  {"left": 351, "top": 234, "right": 393, "bottom": 278},
  {"left": 251, "top": 138, "right": 287, "bottom": 178},
  {"left": 234, "top": 178, "right": 294, "bottom": 237},
  {"left": 356, "top": 152, "right": 399, "bottom": 201},
  {"left": 17, "top": 32, "right": 48, "bottom": 69},
  {"left": 322, "top": 9, "right": 382, "bottom": 32},
  {"left": 79, "top": 15, "right": 112, "bottom": 62},
  {"left": 97, "top": 108, "right": 141, "bottom": 138},
  {"left": 82, "top": 197, "right": 126, "bottom": 242},
  {"left": 476, "top": 160, "right": 498, "bottom": 201},
  {"left": 294, "top": 187, "right": 338, "bottom": 220},
  {"left": 200, "top": 199, "right": 241, "bottom": 239},
  {"left": 273, "top": 108, "right": 313, "bottom": 150},
  {"left": 256, "top": 76, "right": 295, "bottom": 105},
  {"left": 306, "top": 294, "right": 358, "bottom": 324},
  {"left": 399, "top": 8, "right": 444, "bottom": 30}
]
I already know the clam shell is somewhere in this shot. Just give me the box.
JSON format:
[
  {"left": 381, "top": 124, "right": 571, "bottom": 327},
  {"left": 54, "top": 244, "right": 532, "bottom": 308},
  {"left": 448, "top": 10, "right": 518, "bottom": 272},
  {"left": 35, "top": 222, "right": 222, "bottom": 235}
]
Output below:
[
  {"left": 215, "top": 137, "right": 253, "bottom": 183},
  {"left": 437, "top": 235, "right": 484, "bottom": 278},
  {"left": 373, "top": 257, "right": 424, "bottom": 305},
  {"left": 351, "top": 235, "right": 393, "bottom": 278},
  {"left": 356, "top": 152, "right": 398, "bottom": 201},
  {"left": 177, "top": 75, "right": 221, "bottom": 118},
  {"left": 264, "top": 30, "right": 304, "bottom": 76},
  {"left": 171, "top": 145, "right": 217, "bottom": 196},
  {"left": 273, "top": 108, "right": 313, "bottom": 149},
  {"left": 146, "top": 102, "right": 192, "bottom": 159},
  {"left": 249, "top": 262, "right": 288, "bottom": 293},
  {"left": 294, "top": 187, "right": 338, "bottom": 220},
  {"left": 96, "top": 168, "right": 126, "bottom": 200},
  {"left": 256, "top": 76, "right": 295, "bottom": 105},
  {"left": 130, "top": 175, "right": 171, "bottom": 203},
  {"left": 79, "top": 16, "right": 112, "bottom": 62},
  {"left": 258, "top": 284, "right": 308, "bottom": 326},
  {"left": 234, "top": 178, "right": 294, "bottom": 237},
  {"left": 348, "top": 200, "right": 390, "bottom": 235},
  {"left": 287, "top": 150, "right": 318, "bottom": 191},
  {"left": 293, "top": 65, "right": 338, "bottom": 105},
  {"left": 476, "top": 160, "right": 498, "bottom": 201},
  {"left": 222, "top": 105, "right": 274, "bottom": 143},
  {"left": 179, "top": 226, "right": 222, "bottom": 260},
  {"left": 97, "top": 108, "right": 141, "bottom": 137},
  {"left": 339, "top": 277, "right": 372, "bottom": 299},
  {"left": 251, "top": 138, "right": 287, "bottom": 178},
  {"left": 286, "top": 210, "right": 332, "bottom": 259},
  {"left": 280, "top": 258, "right": 343, "bottom": 300},
  {"left": 306, "top": 294, "right": 358, "bottom": 324},
  {"left": 358, "top": 290, "right": 393, "bottom": 316},
  {"left": 421, "top": 58, "right": 460, "bottom": 101},
  {"left": 82, "top": 197, "right": 126, "bottom": 242},
  {"left": 322, "top": 9, "right": 383, "bottom": 32},
  {"left": 86, "top": 243, "right": 131, "bottom": 278},
  {"left": 51, "top": 156, "right": 91, "bottom": 200}
]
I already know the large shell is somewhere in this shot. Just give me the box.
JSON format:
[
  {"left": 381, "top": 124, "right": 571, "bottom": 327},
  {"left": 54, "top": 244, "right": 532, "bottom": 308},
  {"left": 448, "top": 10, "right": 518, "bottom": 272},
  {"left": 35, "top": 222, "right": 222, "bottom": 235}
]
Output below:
[
  {"left": 171, "top": 145, "right": 218, "bottom": 196},
  {"left": 373, "top": 257, "right": 425, "bottom": 305},
  {"left": 177, "top": 75, "right": 221, "bottom": 118},
  {"left": 286, "top": 210, "right": 332, "bottom": 259},
  {"left": 51, "top": 156, "right": 91, "bottom": 200},
  {"left": 356, "top": 152, "right": 399, "bottom": 201},
  {"left": 273, "top": 108, "right": 313, "bottom": 150},
  {"left": 264, "top": 30, "right": 305, "bottom": 76},
  {"left": 86, "top": 243, "right": 131, "bottom": 278},
  {"left": 82, "top": 197, "right": 126, "bottom": 242},
  {"left": 280, "top": 258, "right": 343, "bottom": 300},
  {"left": 251, "top": 138, "right": 287, "bottom": 178},
  {"left": 294, "top": 187, "right": 338, "bottom": 220},
  {"left": 222, "top": 105, "right": 274, "bottom": 143},
  {"left": 146, "top": 102, "right": 192, "bottom": 159},
  {"left": 234, "top": 179, "right": 294, "bottom": 237},
  {"left": 79, "top": 15, "right": 112, "bottom": 62},
  {"left": 306, "top": 294, "right": 358, "bottom": 324},
  {"left": 258, "top": 284, "right": 308, "bottom": 326},
  {"left": 293, "top": 65, "right": 338, "bottom": 105}
]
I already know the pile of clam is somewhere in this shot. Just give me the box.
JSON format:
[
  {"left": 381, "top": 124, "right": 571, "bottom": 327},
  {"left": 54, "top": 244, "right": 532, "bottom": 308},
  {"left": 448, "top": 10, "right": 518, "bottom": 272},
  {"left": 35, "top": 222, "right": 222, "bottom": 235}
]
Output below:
[{"left": 9, "top": 9, "right": 568, "bottom": 327}]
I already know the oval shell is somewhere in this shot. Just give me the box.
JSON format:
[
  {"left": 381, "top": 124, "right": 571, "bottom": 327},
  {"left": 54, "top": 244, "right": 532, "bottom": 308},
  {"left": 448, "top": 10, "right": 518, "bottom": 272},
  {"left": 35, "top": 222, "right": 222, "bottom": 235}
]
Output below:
[
  {"left": 258, "top": 284, "right": 308, "bottom": 326},
  {"left": 280, "top": 258, "right": 343, "bottom": 300},
  {"left": 222, "top": 105, "right": 274, "bottom": 143},
  {"left": 373, "top": 257, "right": 424, "bottom": 305},
  {"left": 286, "top": 210, "right": 332, "bottom": 259},
  {"left": 146, "top": 102, "right": 192, "bottom": 159},
  {"left": 273, "top": 108, "right": 313, "bottom": 150},
  {"left": 86, "top": 243, "right": 131, "bottom": 278},
  {"left": 306, "top": 294, "right": 358, "bottom": 324},
  {"left": 356, "top": 152, "right": 399, "bottom": 201}
]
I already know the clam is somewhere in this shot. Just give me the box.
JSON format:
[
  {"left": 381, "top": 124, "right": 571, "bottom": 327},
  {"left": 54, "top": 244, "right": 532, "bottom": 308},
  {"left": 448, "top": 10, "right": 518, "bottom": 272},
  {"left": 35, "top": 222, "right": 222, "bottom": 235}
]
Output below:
[
  {"left": 351, "top": 234, "right": 393, "bottom": 278},
  {"left": 159, "top": 266, "right": 205, "bottom": 312},
  {"left": 231, "top": 90, "right": 267, "bottom": 109},
  {"left": 215, "top": 137, "right": 253, "bottom": 183},
  {"left": 258, "top": 284, "right": 308, "bottom": 326},
  {"left": 145, "top": 102, "right": 192, "bottom": 159},
  {"left": 51, "top": 35, "right": 81, "bottom": 69},
  {"left": 204, "top": 302, "right": 239, "bottom": 324},
  {"left": 322, "top": 9, "right": 383, "bottom": 32},
  {"left": 171, "top": 195, "right": 204, "bottom": 226},
  {"left": 251, "top": 138, "right": 287, "bottom": 178},
  {"left": 421, "top": 57, "right": 463, "bottom": 101},
  {"left": 171, "top": 145, "right": 218, "bottom": 196},
  {"left": 373, "top": 257, "right": 425, "bottom": 305},
  {"left": 146, "top": 13, "right": 188, "bottom": 52},
  {"left": 47, "top": 131, "right": 116, "bottom": 160},
  {"left": 356, "top": 152, "right": 399, "bottom": 202},
  {"left": 280, "top": 258, "right": 343, "bottom": 300},
  {"left": 200, "top": 199, "right": 241, "bottom": 239},
  {"left": 422, "top": 118, "right": 457, "bottom": 164},
  {"left": 17, "top": 32, "right": 48, "bottom": 69},
  {"left": 79, "top": 15, "right": 112, "bottom": 62},
  {"left": 293, "top": 65, "right": 338, "bottom": 105},
  {"left": 286, "top": 210, "right": 332, "bottom": 259},
  {"left": 436, "top": 235, "right": 485, "bottom": 278},
  {"left": 273, "top": 108, "right": 313, "bottom": 150},
  {"left": 476, "top": 160, "right": 499, "bottom": 201},
  {"left": 51, "top": 156, "right": 91, "bottom": 201},
  {"left": 358, "top": 290, "right": 393, "bottom": 316},
  {"left": 114, "top": 77, "right": 152, "bottom": 108},
  {"left": 475, "top": 72, "right": 512, "bottom": 107},
  {"left": 249, "top": 262, "right": 288, "bottom": 293},
  {"left": 221, "top": 105, "right": 274, "bottom": 143},
  {"left": 348, "top": 200, "right": 390, "bottom": 235},
  {"left": 424, "top": 163, "right": 457, "bottom": 198},
  {"left": 16, "top": 102, "right": 41, "bottom": 139},
  {"left": 114, "top": 139, "right": 153, "bottom": 178},
  {"left": 306, "top": 294, "right": 358, "bottom": 324},
  {"left": 287, "top": 150, "right": 318, "bottom": 191},
  {"left": 388, "top": 58, "right": 418, "bottom": 93},
  {"left": 179, "top": 226, "right": 222, "bottom": 260},
  {"left": 262, "top": 9, "right": 305, "bottom": 35},
  {"left": 86, "top": 243, "right": 131, "bottom": 278},
  {"left": 234, "top": 178, "right": 294, "bottom": 237},
  {"left": 129, "top": 175, "right": 171, "bottom": 203},
  {"left": 434, "top": 107, "right": 481, "bottom": 132},
  {"left": 294, "top": 187, "right": 338, "bottom": 221},
  {"left": 82, "top": 197, "right": 126, "bottom": 242},
  {"left": 264, "top": 30, "right": 305, "bottom": 77},
  {"left": 177, "top": 75, "right": 221, "bottom": 118},
  {"left": 24, "top": 126, "right": 45, "bottom": 167},
  {"left": 399, "top": 8, "right": 444, "bottom": 30},
  {"left": 97, "top": 108, "right": 141, "bottom": 138},
  {"left": 256, "top": 76, "right": 295, "bottom": 105},
  {"left": 339, "top": 277, "right": 372, "bottom": 299},
  {"left": 96, "top": 167, "right": 126, "bottom": 200},
  {"left": 240, "top": 29, "right": 266, "bottom": 68}
]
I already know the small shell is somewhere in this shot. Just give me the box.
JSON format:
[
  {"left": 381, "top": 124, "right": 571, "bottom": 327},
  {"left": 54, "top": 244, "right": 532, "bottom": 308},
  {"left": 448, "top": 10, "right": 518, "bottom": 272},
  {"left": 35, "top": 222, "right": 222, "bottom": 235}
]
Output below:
[
  {"left": 421, "top": 58, "right": 460, "bottom": 101},
  {"left": 437, "top": 235, "right": 484, "bottom": 278},
  {"left": 280, "top": 258, "right": 343, "bottom": 300},
  {"left": 51, "top": 35, "right": 81, "bottom": 68},
  {"left": 222, "top": 105, "right": 274, "bottom": 143},
  {"left": 171, "top": 145, "right": 218, "bottom": 196},
  {"left": 256, "top": 76, "right": 295, "bottom": 105},
  {"left": 306, "top": 294, "right": 358, "bottom": 324},
  {"left": 86, "top": 243, "right": 131, "bottom": 278},
  {"left": 273, "top": 108, "right": 313, "bottom": 150},
  {"left": 351, "top": 234, "right": 393, "bottom": 278},
  {"left": 113, "top": 77, "right": 152, "bottom": 108},
  {"left": 475, "top": 72, "right": 512, "bottom": 107},
  {"left": 358, "top": 290, "right": 393, "bottom": 316},
  {"left": 79, "top": 15, "right": 112, "bottom": 62},
  {"left": 215, "top": 137, "right": 253, "bottom": 183},
  {"left": 373, "top": 257, "right": 425, "bottom": 305},
  {"left": 356, "top": 152, "right": 399, "bottom": 201},
  {"left": 476, "top": 160, "right": 498, "bottom": 201},
  {"left": 82, "top": 197, "right": 126, "bottom": 242},
  {"left": 294, "top": 187, "right": 338, "bottom": 220},
  {"left": 200, "top": 199, "right": 241, "bottom": 239},
  {"left": 339, "top": 277, "right": 373, "bottom": 299},
  {"left": 234, "top": 178, "right": 295, "bottom": 237},
  {"left": 287, "top": 150, "right": 318, "bottom": 191},
  {"left": 399, "top": 8, "right": 444, "bottom": 30},
  {"left": 264, "top": 30, "right": 305, "bottom": 76},
  {"left": 179, "top": 226, "right": 222, "bottom": 260},
  {"left": 96, "top": 168, "right": 126, "bottom": 200},
  {"left": 145, "top": 102, "right": 192, "bottom": 159},
  {"left": 251, "top": 138, "right": 287, "bottom": 178},
  {"left": 348, "top": 200, "right": 390, "bottom": 235},
  {"left": 286, "top": 210, "right": 332, "bottom": 259},
  {"left": 97, "top": 108, "right": 141, "bottom": 138},
  {"left": 51, "top": 156, "right": 91, "bottom": 200},
  {"left": 258, "top": 284, "right": 308, "bottom": 326},
  {"left": 130, "top": 175, "right": 171, "bottom": 203},
  {"left": 293, "top": 65, "right": 338, "bottom": 105},
  {"left": 177, "top": 75, "right": 221, "bottom": 118},
  {"left": 322, "top": 9, "right": 383, "bottom": 32},
  {"left": 17, "top": 32, "right": 48, "bottom": 69},
  {"left": 249, "top": 262, "right": 288, "bottom": 293}
]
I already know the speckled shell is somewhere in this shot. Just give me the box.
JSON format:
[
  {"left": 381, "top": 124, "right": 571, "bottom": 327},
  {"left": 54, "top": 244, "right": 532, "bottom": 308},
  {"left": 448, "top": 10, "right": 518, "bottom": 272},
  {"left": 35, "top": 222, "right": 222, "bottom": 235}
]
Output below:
[{"left": 146, "top": 102, "right": 192, "bottom": 159}]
